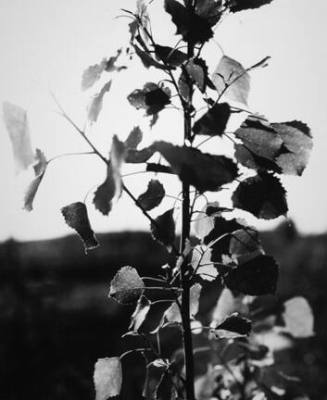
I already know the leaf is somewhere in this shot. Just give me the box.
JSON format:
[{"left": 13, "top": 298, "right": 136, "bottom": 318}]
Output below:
[
  {"left": 109, "top": 266, "right": 144, "bottom": 304},
  {"left": 88, "top": 80, "right": 112, "bottom": 123},
  {"left": 151, "top": 209, "right": 175, "bottom": 249},
  {"left": 214, "top": 313, "right": 252, "bottom": 337},
  {"left": 24, "top": 149, "right": 48, "bottom": 211},
  {"left": 127, "top": 82, "right": 171, "bottom": 126},
  {"left": 228, "top": 0, "right": 274, "bottom": 13},
  {"left": 224, "top": 254, "right": 279, "bottom": 295},
  {"left": 211, "top": 288, "right": 248, "bottom": 325},
  {"left": 154, "top": 45, "right": 188, "bottom": 67},
  {"left": 125, "top": 146, "right": 155, "bottom": 163},
  {"left": 229, "top": 227, "right": 262, "bottom": 259},
  {"left": 193, "top": 202, "right": 219, "bottom": 240},
  {"left": 154, "top": 141, "right": 238, "bottom": 192},
  {"left": 193, "top": 103, "right": 230, "bottom": 137},
  {"left": 165, "top": 283, "right": 202, "bottom": 322},
  {"left": 164, "top": 0, "right": 214, "bottom": 44},
  {"left": 3, "top": 102, "right": 34, "bottom": 173},
  {"left": 212, "top": 55, "right": 250, "bottom": 106},
  {"left": 134, "top": 44, "right": 166, "bottom": 70},
  {"left": 232, "top": 173, "right": 288, "bottom": 219},
  {"left": 282, "top": 297, "right": 314, "bottom": 338},
  {"left": 129, "top": 296, "right": 151, "bottom": 332},
  {"left": 272, "top": 121, "right": 313, "bottom": 176},
  {"left": 94, "top": 357, "right": 122, "bottom": 400},
  {"left": 191, "top": 245, "right": 218, "bottom": 281},
  {"left": 137, "top": 179, "right": 165, "bottom": 211},
  {"left": 195, "top": 0, "right": 223, "bottom": 26},
  {"left": 124, "top": 126, "right": 143, "bottom": 149},
  {"left": 93, "top": 135, "right": 126, "bottom": 215},
  {"left": 178, "top": 70, "right": 192, "bottom": 102},
  {"left": 61, "top": 202, "right": 99, "bottom": 252},
  {"left": 82, "top": 49, "right": 126, "bottom": 91}
]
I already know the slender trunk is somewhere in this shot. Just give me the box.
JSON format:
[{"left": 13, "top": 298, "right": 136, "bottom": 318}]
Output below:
[{"left": 180, "top": 15, "right": 196, "bottom": 398}]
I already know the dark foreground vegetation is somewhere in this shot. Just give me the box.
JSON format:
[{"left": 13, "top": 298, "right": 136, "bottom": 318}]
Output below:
[{"left": 0, "top": 223, "right": 326, "bottom": 400}]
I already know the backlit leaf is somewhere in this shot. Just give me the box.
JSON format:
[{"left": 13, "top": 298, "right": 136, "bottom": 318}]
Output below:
[
  {"left": 212, "top": 55, "right": 250, "bottom": 106},
  {"left": 224, "top": 254, "right": 279, "bottom": 295},
  {"left": 273, "top": 121, "right": 313, "bottom": 176},
  {"left": 165, "top": 283, "right": 202, "bottom": 322},
  {"left": 94, "top": 357, "right": 122, "bottom": 400},
  {"left": 193, "top": 202, "right": 220, "bottom": 240},
  {"left": 93, "top": 136, "right": 126, "bottom": 215},
  {"left": 3, "top": 102, "right": 34, "bottom": 173},
  {"left": 229, "top": 227, "right": 262, "bottom": 259},
  {"left": 211, "top": 288, "right": 248, "bottom": 325},
  {"left": 154, "top": 141, "right": 238, "bottom": 192},
  {"left": 24, "top": 149, "right": 48, "bottom": 211},
  {"left": 137, "top": 179, "right": 165, "bottom": 211},
  {"left": 151, "top": 209, "right": 175, "bottom": 249},
  {"left": 191, "top": 245, "right": 218, "bottom": 281},
  {"left": 88, "top": 80, "right": 112, "bottom": 123},
  {"left": 232, "top": 173, "right": 288, "bottom": 219},
  {"left": 129, "top": 296, "right": 151, "bottom": 332},
  {"left": 109, "top": 266, "right": 144, "bottom": 304},
  {"left": 228, "top": 0, "right": 274, "bottom": 13},
  {"left": 282, "top": 297, "right": 314, "bottom": 338},
  {"left": 61, "top": 202, "right": 99, "bottom": 252},
  {"left": 193, "top": 103, "right": 230, "bottom": 137}
]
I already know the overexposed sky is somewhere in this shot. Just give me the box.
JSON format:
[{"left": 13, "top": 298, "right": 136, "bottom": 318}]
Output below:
[{"left": 0, "top": 0, "right": 326, "bottom": 241}]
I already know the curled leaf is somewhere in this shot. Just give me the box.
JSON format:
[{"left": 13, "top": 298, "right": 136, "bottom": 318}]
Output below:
[
  {"left": 61, "top": 202, "right": 99, "bottom": 252},
  {"left": 165, "top": 283, "right": 202, "bottom": 322},
  {"left": 214, "top": 313, "right": 252, "bottom": 337},
  {"left": 125, "top": 146, "right": 155, "bottom": 163},
  {"left": 3, "top": 102, "right": 34, "bottom": 173},
  {"left": 232, "top": 172, "right": 288, "bottom": 219},
  {"left": 154, "top": 45, "right": 188, "bottom": 67},
  {"left": 154, "top": 141, "right": 238, "bottom": 192},
  {"left": 137, "top": 179, "right": 165, "bottom": 211},
  {"left": 129, "top": 296, "right": 151, "bottom": 332},
  {"left": 94, "top": 357, "right": 122, "bottom": 400},
  {"left": 24, "top": 149, "right": 48, "bottom": 211},
  {"left": 151, "top": 209, "right": 175, "bottom": 250},
  {"left": 109, "top": 266, "right": 144, "bottom": 304},
  {"left": 88, "top": 80, "right": 112, "bottom": 123},
  {"left": 124, "top": 126, "right": 143, "bottom": 150}
]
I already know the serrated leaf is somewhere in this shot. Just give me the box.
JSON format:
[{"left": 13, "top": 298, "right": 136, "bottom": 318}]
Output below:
[
  {"left": 61, "top": 202, "right": 99, "bottom": 252},
  {"left": 232, "top": 173, "right": 288, "bottom": 219},
  {"left": 191, "top": 245, "right": 218, "bottom": 281},
  {"left": 129, "top": 296, "right": 151, "bottom": 332},
  {"left": 193, "top": 103, "right": 230, "bottom": 137},
  {"left": 282, "top": 297, "right": 314, "bottom": 338},
  {"left": 154, "top": 141, "right": 238, "bottom": 192},
  {"left": 151, "top": 209, "right": 175, "bottom": 249},
  {"left": 164, "top": 0, "right": 214, "bottom": 44},
  {"left": 137, "top": 179, "right": 165, "bottom": 211},
  {"left": 93, "top": 135, "right": 126, "bottom": 215},
  {"left": 125, "top": 146, "right": 155, "bottom": 163},
  {"left": 228, "top": 0, "right": 273, "bottom": 13},
  {"left": 109, "top": 266, "right": 144, "bottom": 304},
  {"left": 165, "top": 283, "right": 202, "bottom": 322},
  {"left": 88, "top": 80, "right": 112, "bottom": 123},
  {"left": 273, "top": 121, "right": 313, "bottom": 176},
  {"left": 3, "top": 102, "right": 34, "bottom": 173},
  {"left": 94, "top": 357, "right": 122, "bottom": 400},
  {"left": 212, "top": 55, "right": 250, "bottom": 106},
  {"left": 124, "top": 126, "right": 143, "bottom": 149},
  {"left": 155, "top": 45, "right": 188, "bottom": 67},
  {"left": 127, "top": 82, "right": 171, "bottom": 126},
  {"left": 24, "top": 149, "right": 48, "bottom": 211},
  {"left": 224, "top": 254, "right": 279, "bottom": 295}
]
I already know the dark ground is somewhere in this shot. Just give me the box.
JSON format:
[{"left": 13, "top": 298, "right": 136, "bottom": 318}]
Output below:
[{"left": 0, "top": 223, "right": 326, "bottom": 400}]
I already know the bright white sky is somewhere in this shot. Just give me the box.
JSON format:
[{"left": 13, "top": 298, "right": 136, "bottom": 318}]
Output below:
[{"left": 0, "top": 0, "right": 326, "bottom": 241}]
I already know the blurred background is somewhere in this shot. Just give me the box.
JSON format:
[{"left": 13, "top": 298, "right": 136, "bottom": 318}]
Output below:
[{"left": 0, "top": 0, "right": 327, "bottom": 399}]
